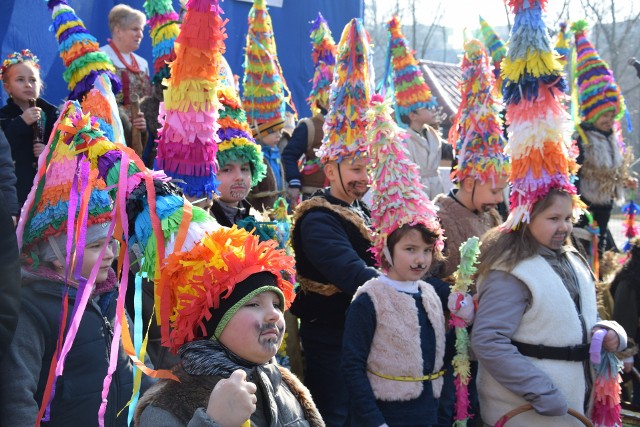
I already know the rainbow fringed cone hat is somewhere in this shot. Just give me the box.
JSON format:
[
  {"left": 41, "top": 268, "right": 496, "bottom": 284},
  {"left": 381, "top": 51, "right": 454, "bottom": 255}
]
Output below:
[
  {"left": 316, "top": 18, "right": 374, "bottom": 164},
  {"left": 572, "top": 19, "right": 625, "bottom": 123},
  {"left": 383, "top": 16, "right": 437, "bottom": 118},
  {"left": 242, "top": 0, "right": 294, "bottom": 139},
  {"left": 448, "top": 39, "right": 509, "bottom": 187},
  {"left": 478, "top": 16, "right": 506, "bottom": 89},
  {"left": 501, "top": 0, "right": 579, "bottom": 229},
  {"left": 367, "top": 95, "right": 444, "bottom": 268},
  {"left": 155, "top": 0, "right": 226, "bottom": 199},
  {"left": 46, "top": 0, "right": 121, "bottom": 100},
  {"left": 143, "top": 0, "right": 181, "bottom": 85},
  {"left": 307, "top": 12, "right": 337, "bottom": 115}
]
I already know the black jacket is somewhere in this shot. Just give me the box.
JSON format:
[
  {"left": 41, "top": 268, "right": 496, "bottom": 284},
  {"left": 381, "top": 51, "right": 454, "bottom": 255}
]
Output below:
[
  {"left": 0, "top": 277, "right": 134, "bottom": 426},
  {"left": 0, "top": 129, "right": 18, "bottom": 216},
  {"left": 0, "top": 190, "right": 20, "bottom": 362},
  {"left": 0, "top": 98, "right": 58, "bottom": 207},
  {"left": 289, "top": 189, "right": 378, "bottom": 328}
]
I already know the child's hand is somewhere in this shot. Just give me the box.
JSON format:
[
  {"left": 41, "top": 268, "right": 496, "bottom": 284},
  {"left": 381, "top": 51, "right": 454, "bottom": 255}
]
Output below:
[
  {"left": 206, "top": 369, "right": 257, "bottom": 427},
  {"left": 33, "top": 143, "right": 45, "bottom": 158},
  {"left": 21, "top": 107, "right": 41, "bottom": 126},
  {"left": 132, "top": 112, "right": 146, "bottom": 131},
  {"left": 591, "top": 327, "right": 620, "bottom": 352},
  {"left": 448, "top": 292, "right": 475, "bottom": 326}
]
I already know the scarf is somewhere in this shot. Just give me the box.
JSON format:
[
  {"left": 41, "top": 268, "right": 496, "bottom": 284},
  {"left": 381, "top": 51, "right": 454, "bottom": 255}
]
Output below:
[{"left": 178, "top": 339, "right": 261, "bottom": 377}]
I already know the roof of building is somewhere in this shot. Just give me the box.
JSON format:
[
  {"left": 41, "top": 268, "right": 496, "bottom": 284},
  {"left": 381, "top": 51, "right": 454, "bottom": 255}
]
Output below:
[{"left": 419, "top": 59, "right": 462, "bottom": 120}]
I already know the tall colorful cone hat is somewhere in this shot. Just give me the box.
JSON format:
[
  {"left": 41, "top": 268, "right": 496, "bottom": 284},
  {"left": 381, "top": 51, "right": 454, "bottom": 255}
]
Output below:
[
  {"left": 46, "top": 0, "right": 121, "bottom": 100},
  {"left": 478, "top": 16, "right": 506, "bottom": 90},
  {"left": 317, "top": 18, "right": 374, "bottom": 164},
  {"left": 555, "top": 21, "right": 570, "bottom": 66},
  {"left": 381, "top": 16, "right": 436, "bottom": 121},
  {"left": 155, "top": 0, "right": 226, "bottom": 199},
  {"left": 367, "top": 95, "right": 444, "bottom": 267},
  {"left": 242, "top": 0, "right": 295, "bottom": 138},
  {"left": 448, "top": 39, "right": 509, "bottom": 187},
  {"left": 501, "top": 0, "right": 579, "bottom": 229},
  {"left": 79, "top": 73, "right": 126, "bottom": 145},
  {"left": 143, "top": 0, "right": 181, "bottom": 85},
  {"left": 572, "top": 19, "right": 626, "bottom": 124},
  {"left": 307, "top": 12, "right": 337, "bottom": 115}
]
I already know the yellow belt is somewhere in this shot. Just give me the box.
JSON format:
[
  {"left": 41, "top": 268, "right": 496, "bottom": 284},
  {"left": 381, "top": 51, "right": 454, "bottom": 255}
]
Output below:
[{"left": 367, "top": 369, "right": 446, "bottom": 382}]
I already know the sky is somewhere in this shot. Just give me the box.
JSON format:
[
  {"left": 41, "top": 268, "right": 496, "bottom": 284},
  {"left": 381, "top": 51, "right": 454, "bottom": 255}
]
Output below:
[{"left": 382, "top": 0, "right": 638, "bottom": 50}]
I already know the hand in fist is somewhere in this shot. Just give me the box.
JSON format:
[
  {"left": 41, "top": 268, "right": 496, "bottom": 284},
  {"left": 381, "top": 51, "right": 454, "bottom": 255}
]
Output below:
[{"left": 206, "top": 369, "right": 257, "bottom": 427}]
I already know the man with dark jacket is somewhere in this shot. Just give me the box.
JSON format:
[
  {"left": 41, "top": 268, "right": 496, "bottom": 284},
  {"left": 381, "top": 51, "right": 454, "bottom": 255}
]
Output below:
[{"left": 0, "top": 129, "right": 18, "bottom": 219}]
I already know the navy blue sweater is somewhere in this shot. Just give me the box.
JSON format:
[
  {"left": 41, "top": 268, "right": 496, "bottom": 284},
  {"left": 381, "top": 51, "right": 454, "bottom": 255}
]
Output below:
[{"left": 342, "top": 289, "right": 440, "bottom": 427}]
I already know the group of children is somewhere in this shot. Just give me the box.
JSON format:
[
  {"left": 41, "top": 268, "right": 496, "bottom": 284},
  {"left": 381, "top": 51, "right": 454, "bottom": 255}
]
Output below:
[{"left": 0, "top": 0, "right": 638, "bottom": 427}]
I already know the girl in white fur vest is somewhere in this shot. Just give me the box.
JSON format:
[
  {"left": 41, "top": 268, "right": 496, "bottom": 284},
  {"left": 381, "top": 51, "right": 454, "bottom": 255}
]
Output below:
[{"left": 472, "top": 189, "right": 627, "bottom": 427}]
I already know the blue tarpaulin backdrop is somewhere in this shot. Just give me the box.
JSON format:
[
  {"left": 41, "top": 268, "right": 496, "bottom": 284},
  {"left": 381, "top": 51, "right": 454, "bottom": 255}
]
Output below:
[{"left": 0, "top": 0, "right": 364, "bottom": 118}]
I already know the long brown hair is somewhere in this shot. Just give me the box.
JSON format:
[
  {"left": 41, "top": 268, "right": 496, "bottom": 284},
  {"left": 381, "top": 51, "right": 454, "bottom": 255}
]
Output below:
[{"left": 477, "top": 189, "right": 575, "bottom": 278}]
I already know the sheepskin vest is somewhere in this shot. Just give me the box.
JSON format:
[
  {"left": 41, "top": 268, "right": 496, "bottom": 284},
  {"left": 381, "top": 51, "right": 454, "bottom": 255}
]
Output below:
[
  {"left": 579, "top": 128, "right": 625, "bottom": 205},
  {"left": 404, "top": 126, "right": 443, "bottom": 199},
  {"left": 353, "top": 278, "right": 446, "bottom": 401},
  {"left": 477, "top": 253, "right": 597, "bottom": 427}
]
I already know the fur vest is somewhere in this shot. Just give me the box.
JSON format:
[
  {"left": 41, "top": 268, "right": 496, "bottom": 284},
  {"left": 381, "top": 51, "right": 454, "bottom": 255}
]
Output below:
[
  {"left": 579, "top": 127, "right": 626, "bottom": 205},
  {"left": 354, "top": 279, "right": 446, "bottom": 400},
  {"left": 134, "top": 364, "right": 324, "bottom": 427},
  {"left": 477, "top": 253, "right": 597, "bottom": 427}
]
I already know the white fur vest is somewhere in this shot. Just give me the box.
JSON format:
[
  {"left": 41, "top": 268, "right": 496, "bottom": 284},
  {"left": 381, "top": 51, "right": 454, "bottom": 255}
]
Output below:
[
  {"left": 477, "top": 253, "right": 597, "bottom": 427},
  {"left": 353, "top": 278, "right": 446, "bottom": 401},
  {"left": 579, "top": 128, "right": 625, "bottom": 205}
]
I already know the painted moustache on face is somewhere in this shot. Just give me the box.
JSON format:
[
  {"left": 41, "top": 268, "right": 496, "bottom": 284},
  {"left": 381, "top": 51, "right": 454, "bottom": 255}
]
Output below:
[
  {"left": 258, "top": 323, "right": 283, "bottom": 347},
  {"left": 346, "top": 180, "right": 369, "bottom": 198}
]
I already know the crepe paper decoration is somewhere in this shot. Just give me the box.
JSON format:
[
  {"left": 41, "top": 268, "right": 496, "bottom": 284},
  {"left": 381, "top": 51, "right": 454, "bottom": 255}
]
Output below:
[
  {"left": 621, "top": 192, "right": 639, "bottom": 253},
  {"left": 448, "top": 38, "right": 509, "bottom": 187},
  {"left": 45, "top": 0, "right": 121, "bottom": 100},
  {"left": 317, "top": 18, "right": 374, "bottom": 164},
  {"left": 155, "top": 0, "right": 226, "bottom": 198},
  {"left": 367, "top": 94, "right": 443, "bottom": 268},
  {"left": 501, "top": 0, "right": 579, "bottom": 230},
  {"left": 143, "top": 0, "right": 181, "bottom": 85},
  {"left": 478, "top": 16, "right": 506, "bottom": 93},
  {"left": 590, "top": 329, "right": 623, "bottom": 427},
  {"left": 450, "top": 237, "right": 481, "bottom": 426},
  {"left": 307, "top": 12, "right": 337, "bottom": 114}
]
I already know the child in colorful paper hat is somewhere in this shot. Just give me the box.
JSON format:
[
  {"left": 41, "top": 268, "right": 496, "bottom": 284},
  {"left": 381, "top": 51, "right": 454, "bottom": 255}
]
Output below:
[
  {"left": 478, "top": 16, "right": 506, "bottom": 92},
  {"left": 46, "top": 0, "right": 121, "bottom": 100},
  {"left": 380, "top": 16, "right": 445, "bottom": 198},
  {"left": 572, "top": 19, "right": 637, "bottom": 255},
  {"left": 288, "top": 18, "right": 378, "bottom": 424},
  {"left": 5, "top": 102, "right": 134, "bottom": 426},
  {"left": 434, "top": 38, "right": 508, "bottom": 279},
  {"left": 342, "top": 96, "right": 473, "bottom": 426},
  {"left": 209, "top": 81, "right": 268, "bottom": 227},
  {"left": 155, "top": 0, "right": 225, "bottom": 200},
  {"left": 282, "top": 12, "right": 337, "bottom": 206},
  {"left": 471, "top": 3, "right": 628, "bottom": 426}
]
